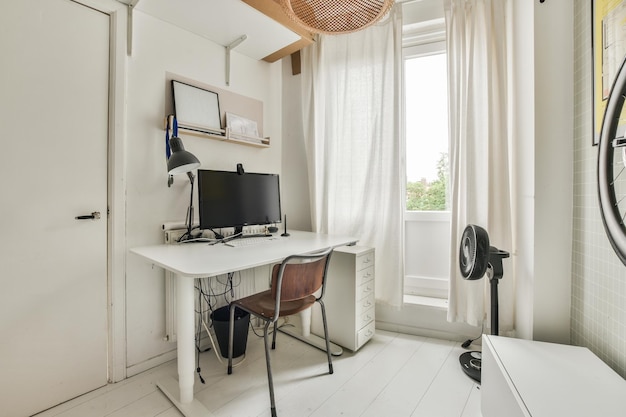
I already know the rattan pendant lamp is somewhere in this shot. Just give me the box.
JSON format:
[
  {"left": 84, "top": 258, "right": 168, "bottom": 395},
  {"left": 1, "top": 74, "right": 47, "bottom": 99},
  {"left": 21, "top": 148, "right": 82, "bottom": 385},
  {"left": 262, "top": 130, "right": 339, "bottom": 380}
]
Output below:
[{"left": 279, "top": 0, "right": 395, "bottom": 35}]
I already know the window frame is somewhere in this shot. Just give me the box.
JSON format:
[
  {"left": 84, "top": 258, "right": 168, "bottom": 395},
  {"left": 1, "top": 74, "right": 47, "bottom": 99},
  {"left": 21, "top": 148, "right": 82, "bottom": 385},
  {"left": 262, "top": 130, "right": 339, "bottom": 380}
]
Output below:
[{"left": 402, "top": 19, "right": 451, "bottom": 299}]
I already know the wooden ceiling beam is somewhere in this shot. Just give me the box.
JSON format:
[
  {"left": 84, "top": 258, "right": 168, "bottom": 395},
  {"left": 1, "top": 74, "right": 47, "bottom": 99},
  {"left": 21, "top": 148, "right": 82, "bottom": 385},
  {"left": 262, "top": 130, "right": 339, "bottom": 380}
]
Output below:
[{"left": 242, "top": 0, "right": 315, "bottom": 63}]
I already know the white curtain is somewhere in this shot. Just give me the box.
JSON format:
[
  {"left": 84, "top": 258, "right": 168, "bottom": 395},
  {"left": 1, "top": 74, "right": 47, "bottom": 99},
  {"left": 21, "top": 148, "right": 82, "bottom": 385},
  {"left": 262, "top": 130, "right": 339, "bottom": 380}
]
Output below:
[
  {"left": 300, "top": 6, "right": 404, "bottom": 308},
  {"left": 445, "top": 0, "right": 515, "bottom": 331}
]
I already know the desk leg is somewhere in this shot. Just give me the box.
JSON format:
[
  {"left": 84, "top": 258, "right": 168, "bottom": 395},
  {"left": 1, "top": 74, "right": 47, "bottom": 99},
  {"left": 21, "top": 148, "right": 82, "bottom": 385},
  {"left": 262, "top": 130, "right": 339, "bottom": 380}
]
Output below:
[
  {"left": 156, "top": 276, "right": 214, "bottom": 417},
  {"left": 176, "top": 276, "right": 195, "bottom": 403},
  {"left": 301, "top": 308, "right": 311, "bottom": 337}
]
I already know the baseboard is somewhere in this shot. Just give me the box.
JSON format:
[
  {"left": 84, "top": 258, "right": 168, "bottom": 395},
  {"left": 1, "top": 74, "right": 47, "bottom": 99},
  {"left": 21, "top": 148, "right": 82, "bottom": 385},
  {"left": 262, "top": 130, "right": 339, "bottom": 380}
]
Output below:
[
  {"left": 375, "top": 301, "right": 481, "bottom": 342},
  {"left": 376, "top": 320, "right": 469, "bottom": 342},
  {"left": 126, "top": 349, "right": 178, "bottom": 377},
  {"left": 125, "top": 336, "right": 214, "bottom": 378}
]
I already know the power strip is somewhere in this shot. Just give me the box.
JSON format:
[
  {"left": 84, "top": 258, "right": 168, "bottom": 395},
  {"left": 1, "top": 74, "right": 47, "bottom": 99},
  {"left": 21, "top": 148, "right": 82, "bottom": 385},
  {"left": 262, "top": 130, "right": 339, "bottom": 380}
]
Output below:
[
  {"left": 165, "top": 226, "right": 274, "bottom": 243},
  {"left": 164, "top": 228, "right": 187, "bottom": 244}
]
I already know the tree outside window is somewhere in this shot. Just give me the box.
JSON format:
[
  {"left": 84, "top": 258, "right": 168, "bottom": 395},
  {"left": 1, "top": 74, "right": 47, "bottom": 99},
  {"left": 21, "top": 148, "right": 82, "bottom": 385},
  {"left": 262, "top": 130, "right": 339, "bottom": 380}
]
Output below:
[{"left": 406, "top": 152, "right": 448, "bottom": 211}]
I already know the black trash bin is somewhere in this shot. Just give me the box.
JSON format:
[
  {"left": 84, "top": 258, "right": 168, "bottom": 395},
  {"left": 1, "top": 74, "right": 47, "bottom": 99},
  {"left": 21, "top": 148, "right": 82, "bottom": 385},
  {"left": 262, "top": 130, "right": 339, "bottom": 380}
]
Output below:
[{"left": 211, "top": 305, "right": 250, "bottom": 358}]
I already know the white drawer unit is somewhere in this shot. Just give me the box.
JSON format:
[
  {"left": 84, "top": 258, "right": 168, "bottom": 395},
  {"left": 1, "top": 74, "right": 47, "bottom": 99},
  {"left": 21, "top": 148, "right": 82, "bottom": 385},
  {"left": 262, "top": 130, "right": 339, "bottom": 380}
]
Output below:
[
  {"left": 482, "top": 335, "right": 626, "bottom": 417},
  {"left": 311, "top": 245, "right": 375, "bottom": 352}
]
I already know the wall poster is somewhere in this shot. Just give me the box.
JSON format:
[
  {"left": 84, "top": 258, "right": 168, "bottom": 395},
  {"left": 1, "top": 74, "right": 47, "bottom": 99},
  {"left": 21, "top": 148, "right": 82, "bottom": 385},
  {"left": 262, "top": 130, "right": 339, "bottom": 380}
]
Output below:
[{"left": 593, "top": 0, "right": 626, "bottom": 145}]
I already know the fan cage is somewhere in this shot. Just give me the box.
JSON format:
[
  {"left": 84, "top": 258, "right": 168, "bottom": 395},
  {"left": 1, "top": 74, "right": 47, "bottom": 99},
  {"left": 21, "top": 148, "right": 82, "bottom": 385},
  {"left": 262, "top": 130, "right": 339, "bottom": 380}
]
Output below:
[
  {"left": 279, "top": 0, "right": 395, "bottom": 35},
  {"left": 459, "top": 224, "right": 490, "bottom": 280}
]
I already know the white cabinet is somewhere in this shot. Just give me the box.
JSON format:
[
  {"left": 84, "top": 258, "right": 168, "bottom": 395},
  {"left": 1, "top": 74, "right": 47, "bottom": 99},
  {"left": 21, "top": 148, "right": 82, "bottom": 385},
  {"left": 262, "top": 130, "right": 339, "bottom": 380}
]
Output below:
[
  {"left": 482, "top": 335, "right": 626, "bottom": 417},
  {"left": 312, "top": 246, "right": 375, "bottom": 352}
]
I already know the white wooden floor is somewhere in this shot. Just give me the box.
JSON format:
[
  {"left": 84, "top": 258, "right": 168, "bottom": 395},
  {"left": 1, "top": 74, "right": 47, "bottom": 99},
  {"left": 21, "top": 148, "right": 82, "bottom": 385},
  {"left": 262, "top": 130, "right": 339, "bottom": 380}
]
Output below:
[{"left": 35, "top": 330, "right": 482, "bottom": 417}]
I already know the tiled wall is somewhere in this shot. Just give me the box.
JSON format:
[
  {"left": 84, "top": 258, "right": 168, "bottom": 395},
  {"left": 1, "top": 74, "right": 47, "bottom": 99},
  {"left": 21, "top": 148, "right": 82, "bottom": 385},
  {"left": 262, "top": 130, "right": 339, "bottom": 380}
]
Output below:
[{"left": 571, "top": 1, "right": 626, "bottom": 377}]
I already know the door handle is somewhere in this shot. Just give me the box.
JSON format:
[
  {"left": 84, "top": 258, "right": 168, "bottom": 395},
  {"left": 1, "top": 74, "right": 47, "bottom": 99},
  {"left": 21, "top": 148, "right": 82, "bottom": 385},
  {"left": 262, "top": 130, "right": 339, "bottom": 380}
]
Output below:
[{"left": 75, "top": 211, "right": 101, "bottom": 220}]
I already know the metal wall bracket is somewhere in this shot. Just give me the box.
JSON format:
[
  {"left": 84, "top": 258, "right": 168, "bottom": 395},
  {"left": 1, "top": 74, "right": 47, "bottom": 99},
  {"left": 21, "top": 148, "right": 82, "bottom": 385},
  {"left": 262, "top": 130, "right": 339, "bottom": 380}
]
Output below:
[
  {"left": 125, "top": 0, "right": 140, "bottom": 56},
  {"left": 225, "top": 35, "right": 247, "bottom": 86}
]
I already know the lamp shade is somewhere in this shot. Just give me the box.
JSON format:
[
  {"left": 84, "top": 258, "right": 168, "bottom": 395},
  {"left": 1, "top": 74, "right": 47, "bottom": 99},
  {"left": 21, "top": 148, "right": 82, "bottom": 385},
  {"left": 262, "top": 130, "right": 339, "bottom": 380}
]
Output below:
[
  {"left": 167, "top": 136, "right": 201, "bottom": 175},
  {"left": 280, "top": 0, "right": 394, "bottom": 35}
]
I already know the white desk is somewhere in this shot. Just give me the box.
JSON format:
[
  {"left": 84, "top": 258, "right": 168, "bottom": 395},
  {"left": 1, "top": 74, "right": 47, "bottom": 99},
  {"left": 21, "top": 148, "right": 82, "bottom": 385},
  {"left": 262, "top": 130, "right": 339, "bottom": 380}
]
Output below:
[{"left": 130, "top": 230, "right": 358, "bottom": 417}]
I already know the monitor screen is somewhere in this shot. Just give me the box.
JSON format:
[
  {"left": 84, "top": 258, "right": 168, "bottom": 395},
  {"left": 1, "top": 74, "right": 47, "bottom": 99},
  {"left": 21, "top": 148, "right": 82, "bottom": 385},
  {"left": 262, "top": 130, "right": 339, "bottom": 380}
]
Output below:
[{"left": 197, "top": 169, "right": 281, "bottom": 233}]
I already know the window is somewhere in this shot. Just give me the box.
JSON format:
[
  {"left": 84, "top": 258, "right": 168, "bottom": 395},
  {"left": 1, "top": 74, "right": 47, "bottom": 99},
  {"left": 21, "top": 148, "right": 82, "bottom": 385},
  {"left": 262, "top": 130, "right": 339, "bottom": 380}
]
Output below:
[
  {"left": 404, "top": 47, "right": 449, "bottom": 211},
  {"left": 403, "top": 22, "right": 451, "bottom": 300}
]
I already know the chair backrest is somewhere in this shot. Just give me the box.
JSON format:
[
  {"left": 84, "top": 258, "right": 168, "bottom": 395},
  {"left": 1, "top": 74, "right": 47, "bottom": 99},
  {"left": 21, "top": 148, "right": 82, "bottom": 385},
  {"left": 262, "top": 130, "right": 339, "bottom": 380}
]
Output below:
[{"left": 271, "top": 247, "right": 333, "bottom": 302}]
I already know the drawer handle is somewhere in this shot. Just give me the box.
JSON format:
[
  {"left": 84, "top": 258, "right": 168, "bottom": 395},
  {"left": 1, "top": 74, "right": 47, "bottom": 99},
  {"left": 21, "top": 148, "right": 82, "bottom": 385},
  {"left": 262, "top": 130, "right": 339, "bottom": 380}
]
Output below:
[{"left": 365, "top": 329, "right": 373, "bottom": 337}]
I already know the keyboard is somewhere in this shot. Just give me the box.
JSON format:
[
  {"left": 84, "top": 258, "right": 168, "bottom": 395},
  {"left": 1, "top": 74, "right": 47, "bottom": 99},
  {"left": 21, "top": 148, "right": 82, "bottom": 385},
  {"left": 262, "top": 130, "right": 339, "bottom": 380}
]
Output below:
[{"left": 224, "top": 236, "right": 278, "bottom": 247}]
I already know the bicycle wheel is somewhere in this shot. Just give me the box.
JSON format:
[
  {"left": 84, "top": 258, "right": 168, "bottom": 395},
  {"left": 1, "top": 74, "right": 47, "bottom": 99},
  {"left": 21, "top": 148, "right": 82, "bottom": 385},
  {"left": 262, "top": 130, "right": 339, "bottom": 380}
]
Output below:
[{"left": 598, "top": 56, "right": 626, "bottom": 266}]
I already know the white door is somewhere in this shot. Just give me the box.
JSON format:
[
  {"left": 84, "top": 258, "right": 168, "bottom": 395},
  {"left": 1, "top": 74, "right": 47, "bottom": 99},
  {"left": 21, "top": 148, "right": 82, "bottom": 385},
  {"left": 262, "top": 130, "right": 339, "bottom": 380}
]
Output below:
[{"left": 0, "top": 1, "right": 109, "bottom": 415}]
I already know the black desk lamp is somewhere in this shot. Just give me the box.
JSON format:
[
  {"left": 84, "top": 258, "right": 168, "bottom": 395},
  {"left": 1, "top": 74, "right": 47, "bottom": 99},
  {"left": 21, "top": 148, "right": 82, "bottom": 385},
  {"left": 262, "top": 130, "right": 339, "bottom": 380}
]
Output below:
[{"left": 167, "top": 130, "right": 201, "bottom": 241}]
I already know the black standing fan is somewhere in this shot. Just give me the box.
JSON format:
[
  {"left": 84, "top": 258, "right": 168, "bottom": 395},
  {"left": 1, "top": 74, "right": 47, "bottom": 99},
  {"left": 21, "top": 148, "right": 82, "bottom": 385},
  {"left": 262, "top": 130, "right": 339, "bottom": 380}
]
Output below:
[{"left": 458, "top": 224, "right": 509, "bottom": 383}]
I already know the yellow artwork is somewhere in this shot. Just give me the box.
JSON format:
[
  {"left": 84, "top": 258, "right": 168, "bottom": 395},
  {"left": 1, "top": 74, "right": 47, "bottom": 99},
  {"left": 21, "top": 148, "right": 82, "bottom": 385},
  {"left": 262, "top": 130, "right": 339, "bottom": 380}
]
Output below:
[{"left": 593, "top": 0, "right": 626, "bottom": 144}]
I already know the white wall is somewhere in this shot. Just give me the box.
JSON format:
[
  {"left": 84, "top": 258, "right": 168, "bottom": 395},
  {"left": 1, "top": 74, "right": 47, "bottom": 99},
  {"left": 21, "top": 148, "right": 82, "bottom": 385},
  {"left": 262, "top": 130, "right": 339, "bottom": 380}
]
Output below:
[
  {"left": 124, "top": 10, "right": 283, "bottom": 373},
  {"left": 512, "top": 0, "right": 574, "bottom": 344},
  {"left": 281, "top": 57, "right": 312, "bottom": 231},
  {"left": 532, "top": 0, "right": 573, "bottom": 344},
  {"left": 512, "top": 0, "right": 536, "bottom": 342}
]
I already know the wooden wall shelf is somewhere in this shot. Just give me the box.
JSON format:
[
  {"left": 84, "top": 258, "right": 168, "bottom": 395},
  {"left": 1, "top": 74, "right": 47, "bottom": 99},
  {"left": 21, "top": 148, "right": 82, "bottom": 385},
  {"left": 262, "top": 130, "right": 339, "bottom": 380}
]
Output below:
[
  {"left": 165, "top": 76, "right": 270, "bottom": 149},
  {"left": 165, "top": 115, "right": 270, "bottom": 148}
]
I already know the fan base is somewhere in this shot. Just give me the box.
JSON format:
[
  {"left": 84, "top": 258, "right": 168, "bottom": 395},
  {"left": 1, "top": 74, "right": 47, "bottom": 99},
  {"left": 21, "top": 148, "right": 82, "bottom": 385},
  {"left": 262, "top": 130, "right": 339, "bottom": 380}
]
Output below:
[{"left": 459, "top": 351, "right": 481, "bottom": 383}]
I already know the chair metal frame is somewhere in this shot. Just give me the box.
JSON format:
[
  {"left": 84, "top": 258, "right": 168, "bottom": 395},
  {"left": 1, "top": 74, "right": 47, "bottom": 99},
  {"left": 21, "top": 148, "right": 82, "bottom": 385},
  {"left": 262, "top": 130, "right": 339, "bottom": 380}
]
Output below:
[{"left": 227, "top": 247, "right": 334, "bottom": 417}]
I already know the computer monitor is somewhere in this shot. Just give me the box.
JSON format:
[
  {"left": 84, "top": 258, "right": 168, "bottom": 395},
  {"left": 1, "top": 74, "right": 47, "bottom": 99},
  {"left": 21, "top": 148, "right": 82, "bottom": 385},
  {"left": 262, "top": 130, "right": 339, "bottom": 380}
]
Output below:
[{"left": 197, "top": 169, "right": 281, "bottom": 236}]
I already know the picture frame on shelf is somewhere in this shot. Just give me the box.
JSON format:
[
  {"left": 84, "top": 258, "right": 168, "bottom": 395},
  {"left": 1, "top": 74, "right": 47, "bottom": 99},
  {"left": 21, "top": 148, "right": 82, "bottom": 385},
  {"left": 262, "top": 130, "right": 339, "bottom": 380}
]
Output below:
[
  {"left": 226, "top": 112, "right": 259, "bottom": 138},
  {"left": 172, "top": 80, "right": 223, "bottom": 135}
]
